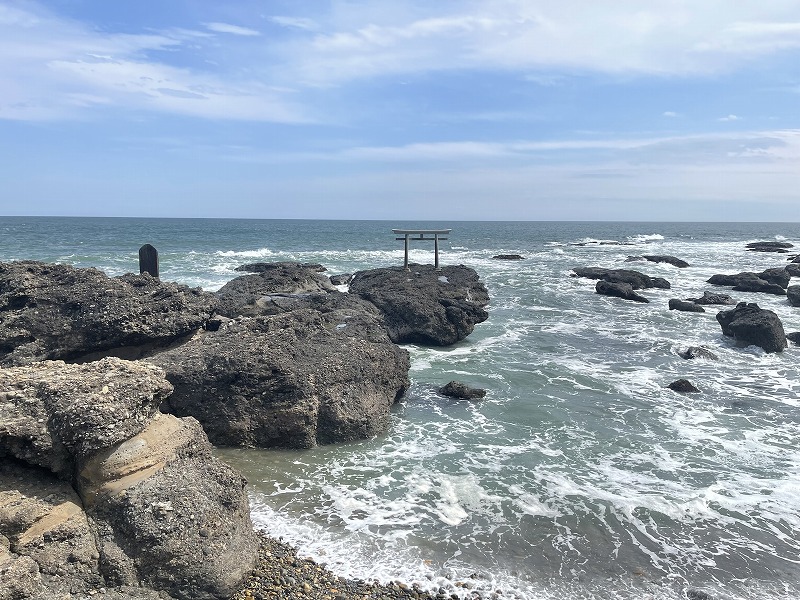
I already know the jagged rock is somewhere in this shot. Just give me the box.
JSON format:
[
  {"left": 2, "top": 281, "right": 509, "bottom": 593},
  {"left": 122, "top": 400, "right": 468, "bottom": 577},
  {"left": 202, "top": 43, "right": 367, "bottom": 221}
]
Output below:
[
  {"left": 668, "top": 379, "right": 700, "bottom": 393},
  {"left": 0, "top": 261, "right": 216, "bottom": 367},
  {"left": 0, "top": 359, "right": 257, "bottom": 600},
  {"left": 216, "top": 262, "right": 336, "bottom": 318},
  {"left": 716, "top": 302, "right": 787, "bottom": 353},
  {"left": 329, "top": 273, "right": 353, "bottom": 286},
  {"left": 595, "top": 281, "right": 649, "bottom": 303},
  {"left": 349, "top": 265, "right": 489, "bottom": 346},
  {"left": 788, "top": 285, "right": 800, "bottom": 307},
  {"left": 746, "top": 241, "right": 793, "bottom": 253},
  {"left": 643, "top": 255, "right": 690, "bottom": 268},
  {"left": 149, "top": 309, "right": 410, "bottom": 448},
  {"left": 686, "top": 291, "right": 736, "bottom": 305},
  {"left": 668, "top": 299, "right": 705, "bottom": 313},
  {"left": 679, "top": 346, "right": 718, "bottom": 360},
  {"left": 493, "top": 254, "right": 525, "bottom": 260},
  {"left": 572, "top": 267, "right": 670, "bottom": 289},
  {"left": 787, "top": 332, "right": 800, "bottom": 344},
  {"left": 438, "top": 381, "right": 487, "bottom": 400},
  {"left": 235, "top": 261, "right": 326, "bottom": 273},
  {"left": 707, "top": 272, "right": 786, "bottom": 295},
  {"left": 758, "top": 268, "right": 791, "bottom": 288}
]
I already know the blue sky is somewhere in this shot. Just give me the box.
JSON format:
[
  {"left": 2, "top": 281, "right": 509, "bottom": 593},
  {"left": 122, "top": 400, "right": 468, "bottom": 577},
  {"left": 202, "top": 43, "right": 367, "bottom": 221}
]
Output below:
[{"left": 1, "top": 0, "right": 799, "bottom": 221}]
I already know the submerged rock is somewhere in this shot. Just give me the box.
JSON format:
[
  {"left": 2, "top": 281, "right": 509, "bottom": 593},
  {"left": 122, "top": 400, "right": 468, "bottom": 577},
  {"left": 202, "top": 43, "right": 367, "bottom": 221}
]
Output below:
[
  {"left": 668, "top": 299, "right": 705, "bottom": 313},
  {"left": 438, "top": 381, "right": 487, "bottom": 400},
  {"left": 686, "top": 291, "right": 736, "bottom": 305},
  {"left": 679, "top": 346, "right": 718, "bottom": 360},
  {"left": 787, "top": 332, "right": 800, "bottom": 344},
  {"left": 572, "top": 267, "right": 670, "bottom": 289},
  {"left": 716, "top": 302, "right": 787, "bottom": 353},
  {"left": 668, "top": 379, "right": 700, "bottom": 393},
  {"left": 349, "top": 265, "right": 489, "bottom": 346},
  {"left": 493, "top": 254, "right": 525, "bottom": 260},
  {"left": 0, "top": 261, "right": 217, "bottom": 367},
  {"left": 746, "top": 241, "right": 793, "bottom": 253},
  {"left": 149, "top": 309, "right": 410, "bottom": 448},
  {"left": 643, "top": 255, "right": 690, "bottom": 268},
  {"left": 595, "top": 280, "right": 649, "bottom": 303},
  {"left": 0, "top": 358, "right": 257, "bottom": 600}
]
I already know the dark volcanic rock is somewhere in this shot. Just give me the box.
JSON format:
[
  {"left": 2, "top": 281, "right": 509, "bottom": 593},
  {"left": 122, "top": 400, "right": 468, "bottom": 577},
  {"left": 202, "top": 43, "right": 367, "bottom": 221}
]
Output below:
[
  {"left": 785, "top": 263, "right": 800, "bottom": 278},
  {"left": 787, "top": 332, "right": 800, "bottom": 344},
  {"left": 493, "top": 254, "right": 525, "bottom": 260},
  {"left": 216, "top": 262, "right": 336, "bottom": 317},
  {"left": 0, "top": 261, "right": 217, "bottom": 367},
  {"left": 759, "top": 267, "right": 791, "bottom": 288},
  {"left": 438, "top": 381, "right": 487, "bottom": 400},
  {"left": 329, "top": 273, "right": 353, "bottom": 285},
  {"left": 235, "top": 261, "right": 326, "bottom": 273},
  {"left": 572, "top": 267, "right": 670, "bottom": 289},
  {"left": 716, "top": 302, "right": 787, "bottom": 353},
  {"left": 0, "top": 359, "right": 257, "bottom": 600},
  {"left": 746, "top": 241, "right": 793, "bottom": 253},
  {"left": 679, "top": 346, "right": 718, "bottom": 360},
  {"left": 687, "top": 291, "right": 736, "bottom": 305},
  {"left": 707, "top": 272, "right": 786, "bottom": 295},
  {"left": 788, "top": 285, "right": 800, "bottom": 307},
  {"left": 349, "top": 265, "right": 489, "bottom": 346},
  {"left": 668, "top": 379, "right": 700, "bottom": 393},
  {"left": 668, "top": 299, "right": 705, "bottom": 313},
  {"left": 149, "top": 309, "right": 410, "bottom": 448},
  {"left": 595, "top": 281, "right": 649, "bottom": 303},
  {"left": 643, "top": 255, "right": 690, "bottom": 268}
]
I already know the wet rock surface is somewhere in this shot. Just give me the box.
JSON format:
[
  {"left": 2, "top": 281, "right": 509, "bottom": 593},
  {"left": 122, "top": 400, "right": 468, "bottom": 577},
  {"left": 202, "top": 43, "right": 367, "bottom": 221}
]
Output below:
[
  {"left": 669, "top": 299, "right": 705, "bottom": 313},
  {"left": 746, "top": 241, "right": 793, "bottom": 253},
  {"left": 707, "top": 270, "right": 789, "bottom": 295},
  {"left": 643, "top": 255, "right": 690, "bottom": 268},
  {"left": 349, "top": 265, "right": 489, "bottom": 346},
  {"left": 438, "top": 381, "right": 487, "bottom": 399},
  {"left": 572, "top": 267, "right": 670, "bottom": 290},
  {"left": 687, "top": 291, "right": 736, "bottom": 305},
  {"left": 716, "top": 302, "right": 787, "bottom": 353},
  {"left": 679, "top": 346, "right": 718, "bottom": 360},
  {"left": 595, "top": 281, "right": 649, "bottom": 303},
  {"left": 149, "top": 309, "right": 410, "bottom": 448},
  {"left": 0, "top": 261, "right": 216, "bottom": 367},
  {"left": 668, "top": 379, "right": 700, "bottom": 393},
  {"left": 788, "top": 285, "right": 800, "bottom": 307}
]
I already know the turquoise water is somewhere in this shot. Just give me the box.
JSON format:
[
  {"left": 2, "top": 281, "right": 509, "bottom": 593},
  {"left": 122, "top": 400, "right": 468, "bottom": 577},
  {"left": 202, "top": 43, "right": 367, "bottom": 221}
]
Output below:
[{"left": 2, "top": 217, "right": 799, "bottom": 599}]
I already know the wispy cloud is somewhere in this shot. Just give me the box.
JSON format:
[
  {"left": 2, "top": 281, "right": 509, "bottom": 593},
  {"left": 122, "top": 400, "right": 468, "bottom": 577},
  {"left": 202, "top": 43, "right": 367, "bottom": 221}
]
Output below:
[
  {"left": 718, "top": 114, "right": 742, "bottom": 121},
  {"left": 204, "top": 22, "right": 260, "bottom": 36},
  {"left": 269, "top": 16, "right": 318, "bottom": 31}
]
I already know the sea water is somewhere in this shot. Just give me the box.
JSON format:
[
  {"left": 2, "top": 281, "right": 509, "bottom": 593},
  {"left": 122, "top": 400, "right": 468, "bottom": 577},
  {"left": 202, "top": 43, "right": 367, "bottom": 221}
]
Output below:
[{"left": 2, "top": 217, "right": 799, "bottom": 599}]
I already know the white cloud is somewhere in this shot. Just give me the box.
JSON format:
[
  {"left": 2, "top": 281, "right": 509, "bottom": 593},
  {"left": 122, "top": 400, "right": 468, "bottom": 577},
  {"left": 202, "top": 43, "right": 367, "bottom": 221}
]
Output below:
[
  {"left": 718, "top": 114, "right": 742, "bottom": 121},
  {"left": 663, "top": 111, "right": 679, "bottom": 118},
  {"left": 204, "top": 22, "right": 260, "bottom": 37},
  {"left": 269, "top": 16, "right": 318, "bottom": 31}
]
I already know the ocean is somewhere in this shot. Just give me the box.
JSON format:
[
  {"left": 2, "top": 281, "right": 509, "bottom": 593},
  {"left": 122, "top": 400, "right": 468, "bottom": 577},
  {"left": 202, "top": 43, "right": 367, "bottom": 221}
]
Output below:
[{"left": 2, "top": 217, "right": 799, "bottom": 600}]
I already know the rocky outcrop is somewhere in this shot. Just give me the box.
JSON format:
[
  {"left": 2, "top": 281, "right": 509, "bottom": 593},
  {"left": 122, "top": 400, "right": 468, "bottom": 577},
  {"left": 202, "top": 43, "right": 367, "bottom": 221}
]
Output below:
[
  {"left": 668, "top": 299, "right": 705, "bottom": 313},
  {"left": 149, "top": 309, "right": 410, "bottom": 448},
  {"left": 0, "top": 359, "right": 257, "bottom": 600},
  {"left": 746, "top": 241, "right": 793, "bottom": 253},
  {"left": 0, "top": 261, "right": 216, "bottom": 367},
  {"left": 707, "top": 272, "right": 787, "bottom": 295},
  {"left": 785, "top": 263, "right": 800, "bottom": 278},
  {"left": 787, "top": 332, "right": 800, "bottom": 344},
  {"left": 686, "top": 291, "right": 736, "bottom": 305},
  {"left": 438, "top": 381, "right": 487, "bottom": 400},
  {"left": 572, "top": 267, "right": 670, "bottom": 289},
  {"left": 668, "top": 379, "right": 700, "bottom": 393},
  {"left": 716, "top": 302, "right": 787, "bottom": 353},
  {"left": 493, "top": 254, "right": 525, "bottom": 260},
  {"left": 215, "top": 262, "right": 335, "bottom": 318},
  {"left": 596, "top": 281, "right": 649, "bottom": 303},
  {"left": 329, "top": 273, "right": 353, "bottom": 286},
  {"left": 788, "top": 285, "right": 800, "bottom": 307},
  {"left": 349, "top": 265, "right": 489, "bottom": 346},
  {"left": 679, "top": 347, "right": 718, "bottom": 360},
  {"left": 643, "top": 255, "right": 690, "bottom": 268}
]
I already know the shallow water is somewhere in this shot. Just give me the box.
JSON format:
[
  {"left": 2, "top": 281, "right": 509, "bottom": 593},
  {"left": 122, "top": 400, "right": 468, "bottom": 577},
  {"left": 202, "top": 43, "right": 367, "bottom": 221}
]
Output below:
[{"left": 3, "top": 217, "right": 799, "bottom": 599}]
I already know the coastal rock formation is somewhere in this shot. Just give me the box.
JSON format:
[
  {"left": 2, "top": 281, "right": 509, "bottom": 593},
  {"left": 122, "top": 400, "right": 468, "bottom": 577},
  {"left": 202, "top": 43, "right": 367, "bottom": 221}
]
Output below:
[
  {"left": 349, "top": 265, "right": 489, "bottom": 346},
  {"left": 216, "top": 262, "right": 335, "bottom": 318},
  {"left": 668, "top": 299, "right": 705, "bottom": 313},
  {"left": 595, "top": 281, "right": 649, "bottom": 303},
  {"left": 788, "top": 285, "right": 800, "bottom": 307},
  {"left": 643, "top": 255, "right": 690, "bottom": 268},
  {"left": 787, "top": 332, "right": 800, "bottom": 344},
  {"left": 438, "top": 381, "right": 487, "bottom": 400},
  {"left": 329, "top": 273, "right": 353, "bottom": 286},
  {"left": 687, "top": 291, "right": 736, "bottom": 305},
  {"left": 149, "top": 309, "right": 410, "bottom": 448},
  {"left": 785, "top": 263, "right": 800, "bottom": 278},
  {"left": 493, "top": 254, "right": 525, "bottom": 260},
  {"left": 0, "top": 261, "right": 216, "bottom": 367},
  {"left": 0, "top": 358, "right": 257, "bottom": 600},
  {"left": 572, "top": 267, "right": 670, "bottom": 290},
  {"left": 668, "top": 379, "right": 700, "bottom": 393},
  {"left": 707, "top": 272, "right": 787, "bottom": 295},
  {"left": 746, "top": 241, "right": 793, "bottom": 253},
  {"left": 716, "top": 302, "right": 787, "bottom": 353},
  {"left": 679, "top": 347, "right": 718, "bottom": 360}
]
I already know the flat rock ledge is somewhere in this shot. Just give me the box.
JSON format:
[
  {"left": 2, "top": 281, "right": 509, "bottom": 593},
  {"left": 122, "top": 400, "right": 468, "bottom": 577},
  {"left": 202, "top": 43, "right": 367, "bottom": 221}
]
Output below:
[
  {"left": 0, "top": 358, "right": 257, "bottom": 600},
  {"left": 0, "top": 261, "right": 217, "bottom": 367},
  {"left": 349, "top": 265, "right": 489, "bottom": 346}
]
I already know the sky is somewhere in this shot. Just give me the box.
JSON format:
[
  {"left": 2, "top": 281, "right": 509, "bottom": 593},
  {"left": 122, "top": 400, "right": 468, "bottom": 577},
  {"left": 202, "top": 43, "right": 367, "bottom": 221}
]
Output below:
[{"left": 1, "top": 0, "right": 799, "bottom": 221}]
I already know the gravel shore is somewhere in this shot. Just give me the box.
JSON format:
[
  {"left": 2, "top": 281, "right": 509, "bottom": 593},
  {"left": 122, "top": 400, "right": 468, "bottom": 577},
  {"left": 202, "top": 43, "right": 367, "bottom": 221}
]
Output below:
[{"left": 230, "top": 532, "right": 481, "bottom": 600}]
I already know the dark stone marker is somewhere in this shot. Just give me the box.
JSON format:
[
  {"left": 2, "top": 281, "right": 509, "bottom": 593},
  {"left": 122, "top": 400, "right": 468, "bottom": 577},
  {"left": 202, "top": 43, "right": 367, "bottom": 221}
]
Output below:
[{"left": 139, "top": 244, "right": 159, "bottom": 278}]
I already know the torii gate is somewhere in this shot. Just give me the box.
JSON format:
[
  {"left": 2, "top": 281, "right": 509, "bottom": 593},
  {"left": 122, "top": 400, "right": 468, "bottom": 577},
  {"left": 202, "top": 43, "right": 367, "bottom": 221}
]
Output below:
[{"left": 392, "top": 229, "right": 451, "bottom": 270}]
